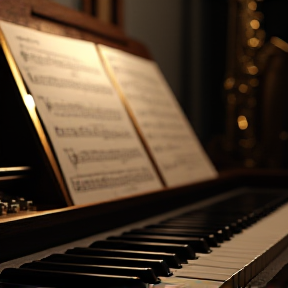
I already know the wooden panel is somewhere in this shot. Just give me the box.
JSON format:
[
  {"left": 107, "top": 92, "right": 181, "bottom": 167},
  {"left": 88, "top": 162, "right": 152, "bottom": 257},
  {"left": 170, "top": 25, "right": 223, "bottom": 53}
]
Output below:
[
  {"left": 0, "top": 0, "right": 149, "bottom": 57},
  {"left": 82, "top": 0, "right": 93, "bottom": 15},
  {"left": 96, "top": 0, "right": 113, "bottom": 23},
  {"left": 82, "top": 0, "right": 124, "bottom": 28},
  {"left": 113, "top": 0, "right": 124, "bottom": 28}
]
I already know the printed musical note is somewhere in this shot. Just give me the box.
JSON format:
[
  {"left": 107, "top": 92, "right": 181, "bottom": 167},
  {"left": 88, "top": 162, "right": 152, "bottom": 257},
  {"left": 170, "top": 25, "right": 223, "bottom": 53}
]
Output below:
[
  {"left": 111, "top": 65, "right": 158, "bottom": 86},
  {"left": 20, "top": 48, "right": 99, "bottom": 75},
  {"left": 64, "top": 148, "right": 142, "bottom": 166},
  {"left": 152, "top": 144, "right": 179, "bottom": 153},
  {"left": 27, "top": 72, "right": 112, "bottom": 94},
  {"left": 71, "top": 168, "right": 154, "bottom": 192},
  {"left": 55, "top": 125, "right": 131, "bottom": 139},
  {"left": 142, "top": 120, "right": 183, "bottom": 130},
  {"left": 38, "top": 96, "right": 121, "bottom": 121},
  {"left": 137, "top": 109, "right": 178, "bottom": 119},
  {"left": 125, "top": 91, "right": 169, "bottom": 107}
]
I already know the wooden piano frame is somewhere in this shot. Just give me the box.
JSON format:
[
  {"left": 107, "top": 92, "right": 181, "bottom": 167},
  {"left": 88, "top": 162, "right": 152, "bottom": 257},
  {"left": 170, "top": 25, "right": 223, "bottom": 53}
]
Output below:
[{"left": 0, "top": 0, "right": 287, "bottom": 264}]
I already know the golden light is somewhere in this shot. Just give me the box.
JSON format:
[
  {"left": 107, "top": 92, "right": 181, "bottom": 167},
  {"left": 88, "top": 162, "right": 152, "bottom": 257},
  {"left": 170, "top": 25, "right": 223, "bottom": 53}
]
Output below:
[
  {"left": 250, "top": 19, "right": 260, "bottom": 30},
  {"left": 247, "top": 65, "right": 258, "bottom": 75},
  {"left": 248, "top": 1, "right": 257, "bottom": 11},
  {"left": 248, "top": 37, "right": 260, "bottom": 47},
  {"left": 24, "top": 94, "right": 36, "bottom": 109},
  {"left": 271, "top": 37, "right": 288, "bottom": 53},
  {"left": 224, "top": 77, "right": 235, "bottom": 90},
  {"left": 238, "top": 115, "right": 248, "bottom": 130},
  {"left": 239, "top": 84, "right": 248, "bottom": 93}
]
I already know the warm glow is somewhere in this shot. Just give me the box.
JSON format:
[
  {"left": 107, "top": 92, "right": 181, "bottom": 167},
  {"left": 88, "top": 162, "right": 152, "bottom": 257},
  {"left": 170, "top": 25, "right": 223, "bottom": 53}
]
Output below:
[
  {"left": 248, "top": 37, "right": 260, "bottom": 47},
  {"left": 248, "top": 1, "right": 257, "bottom": 11},
  {"left": 238, "top": 115, "right": 248, "bottom": 130},
  {"left": 250, "top": 19, "right": 260, "bottom": 30},
  {"left": 247, "top": 65, "right": 258, "bottom": 75},
  {"left": 224, "top": 77, "right": 235, "bottom": 90},
  {"left": 24, "top": 94, "right": 36, "bottom": 109},
  {"left": 239, "top": 84, "right": 248, "bottom": 93},
  {"left": 271, "top": 37, "right": 288, "bottom": 53}
]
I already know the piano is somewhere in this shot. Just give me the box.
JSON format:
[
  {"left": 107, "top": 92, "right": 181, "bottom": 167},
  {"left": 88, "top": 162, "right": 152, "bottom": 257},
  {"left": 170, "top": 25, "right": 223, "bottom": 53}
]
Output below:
[{"left": 1, "top": 1, "right": 288, "bottom": 287}]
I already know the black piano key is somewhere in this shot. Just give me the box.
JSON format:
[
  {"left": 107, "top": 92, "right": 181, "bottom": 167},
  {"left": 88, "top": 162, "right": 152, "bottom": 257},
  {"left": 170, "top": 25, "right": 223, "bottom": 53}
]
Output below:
[
  {"left": 108, "top": 234, "right": 211, "bottom": 253},
  {"left": 186, "top": 213, "right": 249, "bottom": 228},
  {"left": 239, "top": 215, "right": 252, "bottom": 227},
  {"left": 163, "top": 218, "right": 242, "bottom": 233},
  {"left": 42, "top": 254, "right": 172, "bottom": 277},
  {"left": 172, "top": 212, "right": 241, "bottom": 219},
  {"left": 90, "top": 240, "right": 196, "bottom": 262},
  {"left": 148, "top": 223, "right": 232, "bottom": 240},
  {"left": 187, "top": 208, "right": 256, "bottom": 220},
  {"left": 126, "top": 228, "right": 220, "bottom": 246},
  {"left": 146, "top": 225, "right": 227, "bottom": 242},
  {"left": 189, "top": 209, "right": 249, "bottom": 216},
  {"left": 168, "top": 214, "right": 242, "bottom": 223},
  {"left": 0, "top": 268, "right": 146, "bottom": 288},
  {"left": 21, "top": 261, "right": 159, "bottom": 284},
  {"left": 66, "top": 247, "right": 183, "bottom": 268}
]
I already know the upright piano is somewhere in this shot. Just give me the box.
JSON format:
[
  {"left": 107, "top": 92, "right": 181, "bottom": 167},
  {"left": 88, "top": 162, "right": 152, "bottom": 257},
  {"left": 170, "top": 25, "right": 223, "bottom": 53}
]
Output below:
[{"left": 1, "top": 1, "right": 288, "bottom": 287}]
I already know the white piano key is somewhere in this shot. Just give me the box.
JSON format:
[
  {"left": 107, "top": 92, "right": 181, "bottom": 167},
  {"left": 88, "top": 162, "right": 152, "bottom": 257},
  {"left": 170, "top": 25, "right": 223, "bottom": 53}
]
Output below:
[
  {"left": 174, "top": 272, "right": 231, "bottom": 282},
  {"left": 188, "top": 259, "right": 241, "bottom": 269},
  {"left": 152, "top": 277, "right": 223, "bottom": 288},
  {"left": 169, "top": 201, "right": 288, "bottom": 288}
]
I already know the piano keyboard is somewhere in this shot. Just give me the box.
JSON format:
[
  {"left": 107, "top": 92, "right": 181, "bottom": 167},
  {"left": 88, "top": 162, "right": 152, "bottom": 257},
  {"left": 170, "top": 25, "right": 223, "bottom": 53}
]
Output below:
[{"left": 1, "top": 188, "right": 288, "bottom": 288}]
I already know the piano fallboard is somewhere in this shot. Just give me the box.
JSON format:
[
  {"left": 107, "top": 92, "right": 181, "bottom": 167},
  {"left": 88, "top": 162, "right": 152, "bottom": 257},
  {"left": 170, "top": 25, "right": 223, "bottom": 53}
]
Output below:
[{"left": 1, "top": 170, "right": 287, "bottom": 263}]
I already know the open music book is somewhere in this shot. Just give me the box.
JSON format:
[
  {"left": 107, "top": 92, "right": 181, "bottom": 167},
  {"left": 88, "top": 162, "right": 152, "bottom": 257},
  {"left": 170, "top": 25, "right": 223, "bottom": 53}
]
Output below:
[
  {"left": 98, "top": 45, "right": 218, "bottom": 187},
  {"left": 0, "top": 20, "right": 217, "bottom": 205}
]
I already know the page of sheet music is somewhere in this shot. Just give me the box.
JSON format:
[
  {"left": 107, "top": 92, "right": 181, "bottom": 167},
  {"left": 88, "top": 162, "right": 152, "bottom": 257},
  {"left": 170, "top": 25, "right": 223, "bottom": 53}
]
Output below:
[
  {"left": 98, "top": 45, "right": 218, "bottom": 187},
  {"left": 0, "top": 21, "right": 163, "bottom": 205}
]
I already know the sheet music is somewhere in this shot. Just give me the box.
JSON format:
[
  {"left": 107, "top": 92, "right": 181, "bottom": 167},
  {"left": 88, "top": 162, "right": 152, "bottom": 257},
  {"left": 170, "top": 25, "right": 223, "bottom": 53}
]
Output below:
[
  {"left": 98, "top": 45, "right": 218, "bottom": 187},
  {"left": 0, "top": 21, "right": 162, "bottom": 205}
]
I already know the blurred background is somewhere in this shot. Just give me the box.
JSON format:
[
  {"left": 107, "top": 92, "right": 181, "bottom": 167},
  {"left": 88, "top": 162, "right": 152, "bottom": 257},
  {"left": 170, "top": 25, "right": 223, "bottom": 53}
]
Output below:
[{"left": 53, "top": 0, "right": 288, "bottom": 171}]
